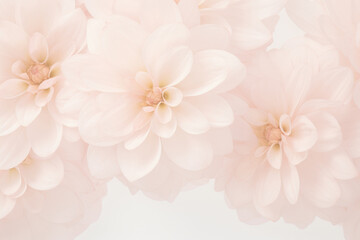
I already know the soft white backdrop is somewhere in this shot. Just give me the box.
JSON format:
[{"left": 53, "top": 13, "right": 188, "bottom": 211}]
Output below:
[{"left": 77, "top": 10, "right": 345, "bottom": 240}]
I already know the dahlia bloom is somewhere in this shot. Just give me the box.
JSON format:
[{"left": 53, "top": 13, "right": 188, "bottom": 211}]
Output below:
[
  {"left": 0, "top": 140, "right": 106, "bottom": 240},
  {"left": 0, "top": 0, "right": 87, "bottom": 163},
  {"left": 286, "top": 0, "right": 360, "bottom": 111},
  {"left": 215, "top": 38, "right": 359, "bottom": 226},
  {"left": 84, "top": 0, "right": 285, "bottom": 52},
  {"left": 62, "top": 6, "right": 245, "bottom": 186}
]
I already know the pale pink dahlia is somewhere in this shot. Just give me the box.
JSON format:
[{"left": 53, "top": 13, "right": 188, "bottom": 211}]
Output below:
[
  {"left": 286, "top": 0, "right": 360, "bottom": 111},
  {"left": 84, "top": 0, "right": 285, "bottom": 52},
  {"left": 215, "top": 38, "right": 359, "bottom": 226},
  {"left": 0, "top": 140, "right": 106, "bottom": 240},
  {"left": 63, "top": 11, "right": 245, "bottom": 184},
  {"left": 0, "top": 0, "right": 88, "bottom": 163}
]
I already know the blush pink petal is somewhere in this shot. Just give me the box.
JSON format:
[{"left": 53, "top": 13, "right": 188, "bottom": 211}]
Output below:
[
  {"left": 189, "top": 24, "right": 230, "bottom": 51},
  {"left": 177, "top": 50, "right": 230, "bottom": 96},
  {"left": 62, "top": 54, "right": 127, "bottom": 92},
  {"left": 151, "top": 116, "right": 177, "bottom": 139},
  {"left": 117, "top": 133, "right": 161, "bottom": 182},
  {"left": 26, "top": 109, "right": 62, "bottom": 157},
  {"left": 28, "top": 32, "right": 48, "bottom": 64},
  {"left": 87, "top": 145, "right": 121, "bottom": 179},
  {"left": 267, "top": 143, "right": 282, "bottom": 169},
  {"left": 190, "top": 94, "right": 234, "bottom": 127},
  {"left": 35, "top": 88, "right": 54, "bottom": 108},
  {"left": 174, "top": 101, "right": 210, "bottom": 135},
  {"left": 124, "top": 127, "right": 151, "bottom": 150},
  {"left": 93, "top": 16, "right": 146, "bottom": 75},
  {"left": 142, "top": 24, "right": 190, "bottom": 71},
  {"left": 0, "top": 79, "right": 28, "bottom": 99},
  {"left": 0, "top": 168, "right": 22, "bottom": 196},
  {"left": 16, "top": 0, "right": 63, "bottom": 35},
  {"left": 287, "top": 115, "right": 317, "bottom": 153},
  {"left": 154, "top": 46, "right": 193, "bottom": 88},
  {"left": 15, "top": 94, "right": 41, "bottom": 127},
  {"left": 162, "top": 130, "right": 213, "bottom": 171},
  {"left": 281, "top": 160, "right": 300, "bottom": 204},
  {"left": 46, "top": 9, "right": 86, "bottom": 64},
  {"left": 0, "top": 20, "right": 28, "bottom": 61},
  {"left": 0, "top": 128, "right": 30, "bottom": 170},
  {"left": 20, "top": 156, "right": 64, "bottom": 191},
  {"left": 254, "top": 165, "right": 281, "bottom": 207},
  {"left": 307, "top": 112, "right": 342, "bottom": 152},
  {"left": 139, "top": 0, "right": 181, "bottom": 32},
  {"left": 327, "top": 150, "right": 358, "bottom": 180},
  {"left": 0, "top": 194, "right": 15, "bottom": 219}
]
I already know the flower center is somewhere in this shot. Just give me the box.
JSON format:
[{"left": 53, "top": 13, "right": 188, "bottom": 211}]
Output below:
[
  {"left": 27, "top": 63, "right": 50, "bottom": 84},
  {"left": 264, "top": 124, "right": 282, "bottom": 145},
  {"left": 145, "top": 87, "right": 163, "bottom": 106}
]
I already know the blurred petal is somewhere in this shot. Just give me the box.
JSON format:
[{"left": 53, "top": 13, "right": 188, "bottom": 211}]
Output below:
[
  {"left": 0, "top": 128, "right": 31, "bottom": 170},
  {"left": 28, "top": 32, "right": 48, "bottom": 63},
  {"left": 0, "top": 79, "right": 28, "bottom": 99},
  {"left": 287, "top": 116, "right": 317, "bottom": 152},
  {"left": 87, "top": 145, "right": 121, "bottom": 179},
  {"left": 21, "top": 155, "right": 64, "bottom": 190},
  {"left": 163, "top": 130, "right": 213, "bottom": 171},
  {"left": 26, "top": 109, "right": 63, "bottom": 157},
  {"left": 117, "top": 133, "right": 161, "bottom": 182},
  {"left": 175, "top": 101, "right": 209, "bottom": 134}
]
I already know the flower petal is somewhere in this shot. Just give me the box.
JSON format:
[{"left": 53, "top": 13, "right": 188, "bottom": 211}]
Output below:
[
  {"left": 154, "top": 46, "right": 193, "bottom": 88},
  {"left": 117, "top": 133, "right": 161, "bottom": 182},
  {"left": 328, "top": 150, "right": 358, "bottom": 180},
  {"left": 281, "top": 160, "right": 300, "bottom": 204},
  {"left": 0, "top": 128, "right": 31, "bottom": 170},
  {"left": 255, "top": 166, "right": 281, "bottom": 206},
  {"left": 0, "top": 193, "right": 15, "bottom": 219},
  {"left": 267, "top": 143, "right": 282, "bottom": 169},
  {"left": 287, "top": 115, "right": 317, "bottom": 152},
  {"left": 62, "top": 54, "right": 127, "bottom": 92},
  {"left": 46, "top": 9, "right": 87, "bottom": 64},
  {"left": 124, "top": 127, "right": 150, "bottom": 150},
  {"left": 177, "top": 50, "right": 237, "bottom": 96},
  {"left": 151, "top": 116, "right": 177, "bottom": 139},
  {"left": 26, "top": 109, "right": 63, "bottom": 157},
  {"left": 162, "top": 87, "right": 183, "bottom": 107},
  {"left": 143, "top": 24, "right": 190, "bottom": 70},
  {"left": 16, "top": 0, "right": 62, "bottom": 35},
  {"left": 279, "top": 114, "right": 291, "bottom": 136},
  {"left": 190, "top": 24, "right": 230, "bottom": 51},
  {"left": 28, "top": 32, "right": 48, "bottom": 63},
  {"left": 35, "top": 87, "right": 54, "bottom": 107},
  {"left": 0, "top": 20, "right": 28, "bottom": 61},
  {"left": 15, "top": 93, "right": 41, "bottom": 127},
  {"left": 163, "top": 129, "right": 213, "bottom": 171},
  {"left": 174, "top": 101, "right": 210, "bottom": 135},
  {"left": 87, "top": 145, "right": 121, "bottom": 179},
  {"left": 307, "top": 112, "right": 342, "bottom": 152},
  {"left": 0, "top": 168, "right": 22, "bottom": 196},
  {"left": 0, "top": 79, "right": 28, "bottom": 99},
  {"left": 283, "top": 140, "right": 307, "bottom": 165},
  {"left": 139, "top": 0, "right": 181, "bottom": 31},
  {"left": 190, "top": 94, "right": 234, "bottom": 128},
  {"left": 20, "top": 155, "right": 64, "bottom": 190},
  {"left": 155, "top": 103, "right": 172, "bottom": 124}
]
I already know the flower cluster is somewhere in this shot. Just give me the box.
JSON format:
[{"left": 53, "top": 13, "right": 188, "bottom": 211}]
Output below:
[{"left": 0, "top": 0, "right": 359, "bottom": 239}]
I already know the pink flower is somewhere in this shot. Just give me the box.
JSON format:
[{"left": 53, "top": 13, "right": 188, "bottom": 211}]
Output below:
[
  {"left": 286, "top": 0, "right": 360, "bottom": 111},
  {"left": 62, "top": 5, "right": 245, "bottom": 186},
  {"left": 0, "top": 0, "right": 87, "bottom": 163},
  {"left": 0, "top": 139, "right": 106, "bottom": 240},
  {"left": 84, "top": 0, "right": 285, "bottom": 52},
  {"left": 216, "top": 38, "right": 358, "bottom": 225}
]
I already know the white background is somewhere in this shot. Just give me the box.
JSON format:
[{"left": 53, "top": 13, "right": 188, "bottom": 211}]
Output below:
[{"left": 77, "top": 11, "right": 345, "bottom": 240}]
